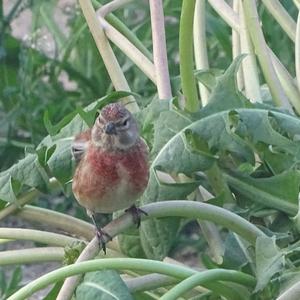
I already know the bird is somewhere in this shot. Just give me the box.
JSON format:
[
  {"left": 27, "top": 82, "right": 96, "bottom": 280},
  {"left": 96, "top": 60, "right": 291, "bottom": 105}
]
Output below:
[{"left": 72, "top": 102, "right": 149, "bottom": 253}]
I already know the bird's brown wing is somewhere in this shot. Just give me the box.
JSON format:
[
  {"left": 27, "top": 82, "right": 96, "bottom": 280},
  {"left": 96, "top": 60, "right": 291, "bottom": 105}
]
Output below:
[{"left": 72, "top": 129, "right": 91, "bottom": 164}]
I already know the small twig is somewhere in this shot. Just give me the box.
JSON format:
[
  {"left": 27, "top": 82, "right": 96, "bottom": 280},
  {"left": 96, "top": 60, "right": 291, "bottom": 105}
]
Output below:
[
  {"left": 149, "top": 0, "right": 172, "bottom": 99},
  {"left": 193, "top": 0, "right": 210, "bottom": 106}
]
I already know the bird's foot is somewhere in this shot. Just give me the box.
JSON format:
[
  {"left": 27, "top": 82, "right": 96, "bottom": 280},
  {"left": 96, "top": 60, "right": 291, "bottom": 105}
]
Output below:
[
  {"left": 95, "top": 228, "right": 112, "bottom": 254},
  {"left": 90, "top": 213, "right": 112, "bottom": 254},
  {"left": 125, "top": 204, "right": 148, "bottom": 228}
]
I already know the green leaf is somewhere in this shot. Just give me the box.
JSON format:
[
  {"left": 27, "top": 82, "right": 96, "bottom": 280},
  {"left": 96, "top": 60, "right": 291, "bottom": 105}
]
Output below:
[
  {"left": 0, "top": 153, "right": 48, "bottom": 203},
  {"left": 76, "top": 270, "right": 133, "bottom": 300},
  {"left": 140, "top": 171, "right": 200, "bottom": 260},
  {"left": 255, "top": 236, "right": 285, "bottom": 292},
  {"left": 43, "top": 281, "right": 63, "bottom": 300},
  {"left": 225, "top": 170, "right": 300, "bottom": 216},
  {"left": 223, "top": 233, "right": 254, "bottom": 271},
  {"left": 117, "top": 227, "right": 146, "bottom": 258},
  {"left": 195, "top": 68, "right": 223, "bottom": 90},
  {"left": 6, "top": 266, "right": 22, "bottom": 297},
  {"left": 198, "top": 55, "right": 252, "bottom": 118}
]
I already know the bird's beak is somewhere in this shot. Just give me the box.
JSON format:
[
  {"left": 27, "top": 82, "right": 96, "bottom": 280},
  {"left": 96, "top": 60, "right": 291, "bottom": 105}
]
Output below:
[{"left": 105, "top": 122, "right": 117, "bottom": 135}]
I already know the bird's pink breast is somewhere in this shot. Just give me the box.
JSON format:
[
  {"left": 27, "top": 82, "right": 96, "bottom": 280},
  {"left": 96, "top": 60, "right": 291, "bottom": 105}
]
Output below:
[{"left": 72, "top": 139, "right": 149, "bottom": 213}]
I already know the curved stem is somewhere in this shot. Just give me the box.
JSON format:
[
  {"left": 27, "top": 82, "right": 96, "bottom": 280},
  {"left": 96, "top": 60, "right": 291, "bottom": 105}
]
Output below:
[
  {"left": 8, "top": 259, "right": 254, "bottom": 300},
  {"left": 16, "top": 205, "right": 94, "bottom": 240},
  {"left": 160, "top": 269, "right": 256, "bottom": 300},
  {"left": 57, "top": 200, "right": 264, "bottom": 300},
  {"left": 149, "top": 0, "right": 172, "bottom": 99},
  {"left": 243, "top": 0, "right": 291, "bottom": 110},
  {"left": 96, "top": 0, "right": 156, "bottom": 84},
  {"left": 0, "top": 228, "right": 81, "bottom": 247},
  {"left": 100, "top": 18, "right": 156, "bottom": 84},
  {"left": 78, "top": 0, "right": 138, "bottom": 112},
  {"left": 193, "top": 0, "right": 210, "bottom": 105},
  {"left": 0, "top": 247, "right": 64, "bottom": 265},
  {"left": 179, "top": 0, "right": 199, "bottom": 112},
  {"left": 92, "top": 0, "right": 152, "bottom": 60},
  {"left": 16, "top": 205, "right": 120, "bottom": 250}
]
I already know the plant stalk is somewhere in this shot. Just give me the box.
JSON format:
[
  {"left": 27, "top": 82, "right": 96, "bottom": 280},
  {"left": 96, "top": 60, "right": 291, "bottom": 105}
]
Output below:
[
  {"left": 0, "top": 228, "right": 81, "bottom": 247},
  {"left": 8, "top": 259, "right": 255, "bottom": 300},
  {"left": 0, "top": 247, "right": 64, "bottom": 265},
  {"left": 242, "top": 0, "right": 290, "bottom": 110},
  {"left": 193, "top": 0, "right": 210, "bottom": 106},
  {"left": 57, "top": 200, "right": 264, "bottom": 300},
  {"left": 239, "top": 0, "right": 261, "bottom": 102},
  {"left": 179, "top": 0, "right": 199, "bottom": 112},
  {"left": 261, "top": 0, "right": 296, "bottom": 42},
  {"left": 232, "top": 0, "right": 244, "bottom": 91},
  {"left": 160, "top": 269, "right": 256, "bottom": 300}
]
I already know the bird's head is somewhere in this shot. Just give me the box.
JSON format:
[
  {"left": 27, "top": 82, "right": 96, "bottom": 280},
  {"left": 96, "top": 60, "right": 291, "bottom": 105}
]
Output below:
[{"left": 91, "top": 103, "right": 139, "bottom": 151}]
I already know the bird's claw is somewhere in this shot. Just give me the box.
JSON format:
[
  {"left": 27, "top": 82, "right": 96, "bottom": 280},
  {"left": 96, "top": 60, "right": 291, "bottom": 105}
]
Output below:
[
  {"left": 125, "top": 205, "right": 148, "bottom": 228},
  {"left": 96, "top": 228, "right": 112, "bottom": 254}
]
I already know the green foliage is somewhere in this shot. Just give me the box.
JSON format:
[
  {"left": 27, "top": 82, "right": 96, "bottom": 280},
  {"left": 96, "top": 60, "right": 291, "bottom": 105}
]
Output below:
[
  {"left": 76, "top": 270, "right": 133, "bottom": 300},
  {"left": 0, "top": 267, "right": 22, "bottom": 300}
]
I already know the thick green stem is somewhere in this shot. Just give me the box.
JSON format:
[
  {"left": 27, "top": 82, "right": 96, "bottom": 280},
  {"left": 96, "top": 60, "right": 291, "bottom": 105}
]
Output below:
[
  {"left": 8, "top": 259, "right": 254, "bottom": 300},
  {"left": 0, "top": 247, "right": 64, "bottom": 265},
  {"left": 0, "top": 228, "right": 81, "bottom": 247},
  {"left": 16, "top": 205, "right": 94, "bottom": 240},
  {"left": 205, "top": 163, "right": 235, "bottom": 204},
  {"left": 57, "top": 200, "right": 264, "bottom": 300},
  {"left": 179, "top": 0, "right": 199, "bottom": 112},
  {"left": 160, "top": 269, "right": 256, "bottom": 300}
]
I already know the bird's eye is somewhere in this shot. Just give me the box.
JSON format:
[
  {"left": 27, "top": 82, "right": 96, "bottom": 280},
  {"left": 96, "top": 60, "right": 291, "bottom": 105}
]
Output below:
[{"left": 120, "top": 118, "right": 129, "bottom": 127}]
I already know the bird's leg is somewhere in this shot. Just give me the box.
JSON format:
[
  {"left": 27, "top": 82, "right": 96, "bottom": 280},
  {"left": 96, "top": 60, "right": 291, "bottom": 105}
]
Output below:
[
  {"left": 125, "top": 204, "right": 148, "bottom": 228},
  {"left": 90, "top": 213, "right": 112, "bottom": 254}
]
